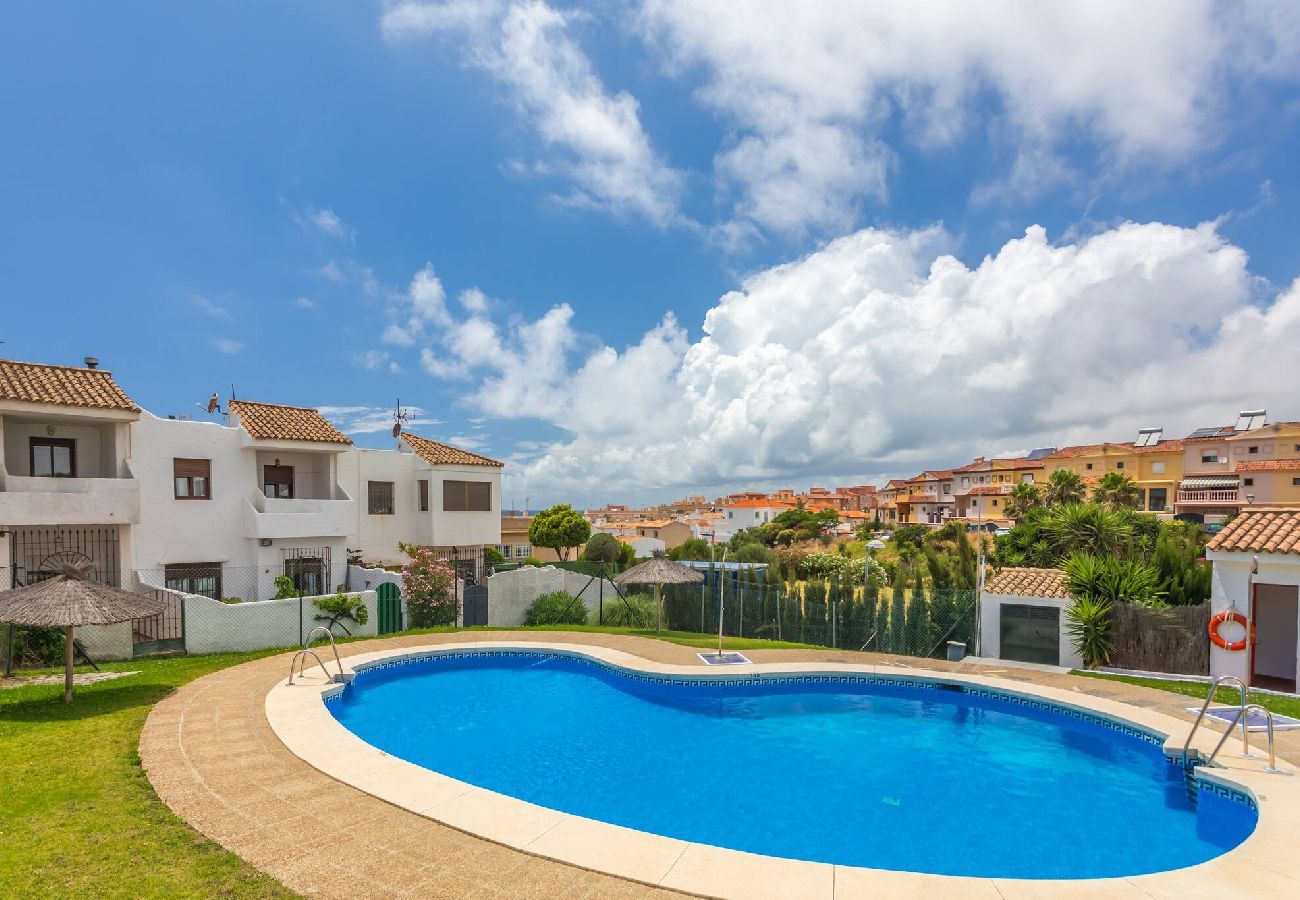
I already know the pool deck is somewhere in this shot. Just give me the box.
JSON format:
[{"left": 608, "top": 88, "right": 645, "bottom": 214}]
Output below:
[{"left": 140, "top": 632, "right": 1300, "bottom": 899}]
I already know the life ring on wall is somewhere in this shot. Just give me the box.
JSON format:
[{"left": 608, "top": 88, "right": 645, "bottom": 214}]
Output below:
[{"left": 1208, "top": 609, "right": 1252, "bottom": 652}]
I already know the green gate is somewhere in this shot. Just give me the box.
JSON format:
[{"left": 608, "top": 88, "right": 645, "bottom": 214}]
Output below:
[{"left": 376, "top": 582, "right": 402, "bottom": 634}]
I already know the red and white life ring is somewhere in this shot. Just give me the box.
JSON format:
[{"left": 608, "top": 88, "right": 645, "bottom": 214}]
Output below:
[{"left": 1208, "top": 609, "right": 1253, "bottom": 652}]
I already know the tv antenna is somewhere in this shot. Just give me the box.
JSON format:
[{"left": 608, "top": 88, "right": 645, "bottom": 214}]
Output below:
[
  {"left": 391, "top": 399, "right": 410, "bottom": 438},
  {"left": 201, "top": 385, "right": 236, "bottom": 417}
]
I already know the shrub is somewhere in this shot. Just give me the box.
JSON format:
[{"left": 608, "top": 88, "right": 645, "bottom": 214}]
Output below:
[
  {"left": 524, "top": 591, "right": 588, "bottom": 626},
  {"left": 312, "top": 592, "right": 370, "bottom": 635},
  {"left": 523, "top": 555, "right": 545, "bottom": 567},
  {"left": 398, "top": 543, "right": 458, "bottom": 627},
  {"left": 220, "top": 596, "right": 243, "bottom": 605},
  {"left": 483, "top": 547, "right": 507, "bottom": 565},
  {"left": 8, "top": 626, "right": 64, "bottom": 667},
  {"left": 583, "top": 533, "right": 622, "bottom": 564},
  {"left": 272, "top": 574, "right": 298, "bottom": 600},
  {"left": 603, "top": 592, "right": 656, "bottom": 628},
  {"left": 1066, "top": 596, "right": 1115, "bottom": 669}
]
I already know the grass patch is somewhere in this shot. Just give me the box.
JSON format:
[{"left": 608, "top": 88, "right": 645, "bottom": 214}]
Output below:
[
  {"left": 1074, "top": 671, "right": 1300, "bottom": 719},
  {"left": 0, "top": 624, "right": 824, "bottom": 895},
  {"left": 0, "top": 651, "right": 293, "bottom": 898}
]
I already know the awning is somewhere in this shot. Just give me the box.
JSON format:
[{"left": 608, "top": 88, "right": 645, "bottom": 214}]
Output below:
[{"left": 1180, "top": 475, "right": 1239, "bottom": 490}]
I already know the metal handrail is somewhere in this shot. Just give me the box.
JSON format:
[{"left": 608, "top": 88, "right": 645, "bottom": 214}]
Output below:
[
  {"left": 1207, "top": 704, "right": 1281, "bottom": 772},
  {"left": 1181, "top": 675, "right": 1249, "bottom": 762},
  {"left": 303, "top": 626, "right": 345, "bottom": 680},
  {"left": 288, "top": 649, "right": 333, "bottom": 685}
]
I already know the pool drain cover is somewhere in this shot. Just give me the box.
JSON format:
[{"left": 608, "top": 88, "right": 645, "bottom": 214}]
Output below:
[{"left": 698, "top": 651, "right": 751, "bottom": 665}]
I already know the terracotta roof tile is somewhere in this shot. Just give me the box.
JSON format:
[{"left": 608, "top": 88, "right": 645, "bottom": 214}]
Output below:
[
  {"left": 0, "top": 360, "right": 139, "bottom": 412},
  {"left": 1235, "top": 459, "right": 1300, "bottom": 472},
  {"left": 228, "top": 400, "right": 351, "bottom": 444},
  {"left": 1132, "top": 439, "right": 1184, "bottom": 453},
  {"left": 985, "top": 567, "right": 1071, "bottom": 598},
  {"left": 1046, "top": 444, "right": 1104, "bottom": 459},
  {"left": 402, "top": 432, "right": 503, "bottom": 467},
  {"left": 1207, "top": 509, "right": 1300, "bottom": 555}
]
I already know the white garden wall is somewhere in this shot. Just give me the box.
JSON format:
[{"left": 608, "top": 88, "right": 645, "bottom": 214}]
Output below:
[
  {"left": 179, "top": 588, "right": 378, "bottom": 654},
  {"left": 485, "top": 566, "right": 618, "bottom": 626}
]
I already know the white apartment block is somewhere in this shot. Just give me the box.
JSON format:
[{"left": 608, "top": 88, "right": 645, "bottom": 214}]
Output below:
[{"left": 0, "top": 359, "right": 501, "bottom": 617}]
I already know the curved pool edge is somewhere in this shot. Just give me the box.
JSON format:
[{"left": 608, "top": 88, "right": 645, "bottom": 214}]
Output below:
[{"left": 266, "top": 640, "right": 1300, "bottom": 899}]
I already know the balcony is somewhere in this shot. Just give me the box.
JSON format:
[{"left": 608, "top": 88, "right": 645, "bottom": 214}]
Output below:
[
  {"left": 0, "top": 470, "right": 140, "bottom": 526},
  {"left": 1176, "top": 490, "right": 1240, "bottom": 505},
  {"left": 242, "top": 490, "right": 355, "bottom": 540}
]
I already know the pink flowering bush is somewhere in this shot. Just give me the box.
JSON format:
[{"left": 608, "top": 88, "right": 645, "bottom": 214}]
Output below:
[{"left": 398, "top": 542, "right": 459, "bottom": 627}]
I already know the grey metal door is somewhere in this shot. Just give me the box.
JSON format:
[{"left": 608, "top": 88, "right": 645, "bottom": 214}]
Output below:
[
  {"left": 999, "top": 603, "right": 1060, "bottom": 665},
  {"left": 463, "top": 584, "right": 488, "bottom": 626}
]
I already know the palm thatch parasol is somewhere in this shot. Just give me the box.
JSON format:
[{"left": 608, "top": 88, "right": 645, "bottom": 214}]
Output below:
[
  {"left": 0, "top": 561, "right": 166, "bottom": 702},
  {"left": 614, "top": 556, "right": 703, "bottom": 632}
]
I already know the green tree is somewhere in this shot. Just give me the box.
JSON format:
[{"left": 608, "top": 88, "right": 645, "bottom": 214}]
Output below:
[
  {"left": 733, "top": 542, "right": 775, "bottom": 565},
  {"left": 668, "top": 537, "right": 713, "bottom": 561},
  {"left": 888, "top": 576, "right": 906, "bottom": 652},
  {"left": 905, "top": 571, "right": 932, "bottom": 656},
  {"left": 1043, "top": 504, "right": 1134, "bottom": 558},
  {"left": 483, "top": 546, "right": 507, "bottom": 565},
  {"left": 527, "top": 504, "right": 591, "bottom": 561},
  {"left": 1152, "top": 522, "right": 1211, "bottom": 605},
  {"left": 1004, "top": 481, "right": 1043, "bottom": 520},
  {"left": 1062, "top": 552, "right": 1166, "bottom": 608},
  {"left": 582, "top": 533, "right": 622, "bottom": 565},
  {"left": 1092, "top": 471, "right": 1142, "bottom": 511},
  {"left": 1043, "top": 469, "right": 1087, "bottom": 507},
  {"left": 892, "top": 524, "right": 929, "bottom": 552}
]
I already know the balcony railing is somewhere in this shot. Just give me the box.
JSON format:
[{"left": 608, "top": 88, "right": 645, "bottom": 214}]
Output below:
[
  {"left": 1176, "top": 490, "right": 1240, "bottom": 505},
  {"left": 0, "top": 473, "right": 140, "bottom": 525}
]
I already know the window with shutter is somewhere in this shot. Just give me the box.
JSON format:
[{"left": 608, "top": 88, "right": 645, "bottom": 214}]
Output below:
[
  {"left": 368, "top": 481, "right": 395, "bottom": 515},
  {"left": 443, "top": 480, "right": 492, "bottom": 512},
  {"left": 418, "top": 479, "right": 430, "bottom": 512},
  {"left": 174, "top": 458, "right": 211, "bottom": 499}
]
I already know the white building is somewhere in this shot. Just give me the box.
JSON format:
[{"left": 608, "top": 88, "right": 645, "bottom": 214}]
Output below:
[
  {"left": 978, "top": 567, "right": 1083, "bottom": 669},
  {"left": 2, "top": 356, "right": 502, "bottom": 619},
  {"left": 721, "top": 499, "right": 792, "bottom": 530},
  {"left": 0, "top": 359, "right": 140, "bottom": 590},
  {"left": 1206, "top": 509, "right": 1300, "bottom": 693}
]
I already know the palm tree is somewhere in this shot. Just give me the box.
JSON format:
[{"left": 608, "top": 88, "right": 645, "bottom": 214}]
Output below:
[
  {"left": 1092, "top": 471, "right": 1142, "bottom": 511},
  {"left": 1043, "top": 503, "right": 1133, "bottom": 558},
  {"left": 1004, "top": 481, "right": 1042, "bottom": 520},
  {"left": 1043, "top": 469, "right": 1086, "bottom": 507}
]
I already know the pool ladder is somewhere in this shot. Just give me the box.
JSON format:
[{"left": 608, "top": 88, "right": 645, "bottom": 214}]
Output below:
[
  {"left": 288, "top": 626, "right": 346, "bottom": 685},
  {"left": 1181, "top": 676, "right": 1282, "bottom": 773}
]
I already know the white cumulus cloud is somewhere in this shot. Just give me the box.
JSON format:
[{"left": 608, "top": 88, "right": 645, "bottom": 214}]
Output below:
[
  {"left": 409, "top": 220, "right": 1300, "bottom": 502},
  {"left": 382, "top": 0, "right": 686, "bottom": 226}
]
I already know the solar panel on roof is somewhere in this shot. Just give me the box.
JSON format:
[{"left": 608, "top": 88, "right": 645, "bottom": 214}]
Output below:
[
  {"left": 1135, "top": 427, "right": 1162, "bottom": 447},
  {"left": 1187, "top": 427, "right": 1224, "bottom": 439},
  {"left": 1235, "top": 409, "right": 1267, "bottom": 431},
  {"left": 1026, "top": 447, "right": 1056, "bottom": 460}
]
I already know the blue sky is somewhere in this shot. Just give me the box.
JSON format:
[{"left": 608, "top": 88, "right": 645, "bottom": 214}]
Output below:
[{"left": 3, "top": 2, "right": 1299, "bottom": 507}]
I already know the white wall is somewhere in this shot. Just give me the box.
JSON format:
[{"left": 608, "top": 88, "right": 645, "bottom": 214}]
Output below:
[
  {"left": 77, "top": 622, "right": 134, "bottom": 661},
  {"left": 1208, "top": 551, "right": 1300, "bottom": 685},
  {"left": 180, "top": 589, "right": 378, "bottom": 654},
  {"left": 341, "top": 448, "right": 427, "bottom": 564},
  {"left": 484, "top": 566, "right": 617, "bottom": 627},
  {"left": 978, "top": 592, "right": 1084, "bottom": 668},
  {"left": 429, "top": 462, "right": 503, "bottom": 547},
  {"left": 3, "top": 420, "right": 105, "bottom": 476}
]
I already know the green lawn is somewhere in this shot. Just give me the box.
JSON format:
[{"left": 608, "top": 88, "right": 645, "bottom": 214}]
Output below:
[
  {"left": 1074, "top": 671, "right": 1300, "bottom": 719},
  {"left": 0, "top": 651, "right": 293, "bottom": 898},
  {"left": 0, "top": 626, "right": 823, "bottom": 896}
]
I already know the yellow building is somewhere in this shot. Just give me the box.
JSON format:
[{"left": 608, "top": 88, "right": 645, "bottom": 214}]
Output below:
[{"left": 1043, "top": 436, "right": 1184, "bottom": 516}]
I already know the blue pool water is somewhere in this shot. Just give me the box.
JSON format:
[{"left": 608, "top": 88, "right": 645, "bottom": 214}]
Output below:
[{"left": 328, "top": 651, "right": 1256, "bottom": 879}]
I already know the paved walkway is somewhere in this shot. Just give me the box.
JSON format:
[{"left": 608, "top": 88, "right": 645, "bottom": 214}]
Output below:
[{"left": 139, "top": 632, "right": 1300, "bottom": 899}]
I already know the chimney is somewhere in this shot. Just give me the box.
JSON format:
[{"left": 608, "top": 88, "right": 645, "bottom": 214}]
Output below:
[{"left": 83, "top": 356, "right": 99, "bottom": 370}]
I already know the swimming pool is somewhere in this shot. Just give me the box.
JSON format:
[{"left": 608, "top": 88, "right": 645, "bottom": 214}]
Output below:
[{"left": 327, "top": 649, "right": 1256, "bottom": 880}]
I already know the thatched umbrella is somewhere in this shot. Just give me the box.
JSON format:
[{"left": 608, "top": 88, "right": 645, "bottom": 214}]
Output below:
[
  {"left": 614, "top": 556, "right": 704, "bottom": 632},
  {"left": 0, "top": 562, "right": 166, "bottom": 702}
]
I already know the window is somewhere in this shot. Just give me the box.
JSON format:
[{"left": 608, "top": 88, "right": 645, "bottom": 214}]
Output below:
[
  {"left": 173, "top": 458, "right": 211, "bottom": 499},
  {"left": 1248, "top": 446, "right": 1259, "bottom": 454},
  {"left": 30, "top": 437, "right": 76, "bottom": 477},
  {"left": 283, "top": 556, "right": 325, "bottom": 595},
  {"left": 1243, "top": 477, "right": 1254, "bottom": 487},
  {"left": 1152, "top": 462, "right": 1166, "bottom": 474},
  {"left": 1115, "top": 461, "right": 1124, "bottom": 469},
  {"left": 443, "top": 480, "right": 492, "bottom": 512},
  {"left": 1148, "top": 488, "right": 1168, "bottom": 512},
  {"left": 368, "top": 481, "right": 395, "bottom": 515},
  {"left": 1085, "top": 463, "right": 1093, "bottom": 471},
  {"left": 516, "top": 545, "right": 531, "bottom": 559},
  {"left": 418, "top": 479, "right": 429, "bottom": 512},
  {"left": 1201, "top": 453, "right": 1217, "bottom": 464},
  {"left": 165, "top": 563, "right": 221, "bottom": 600},
  {"left": 1293, "top": 477, "right": 1300, "bottom": 487},
  {"left": 991, "top": 499, "right": 999, "bottom": 507},
  {"left": 263, "top": 465, "right": 294, "bottom": 498}
]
